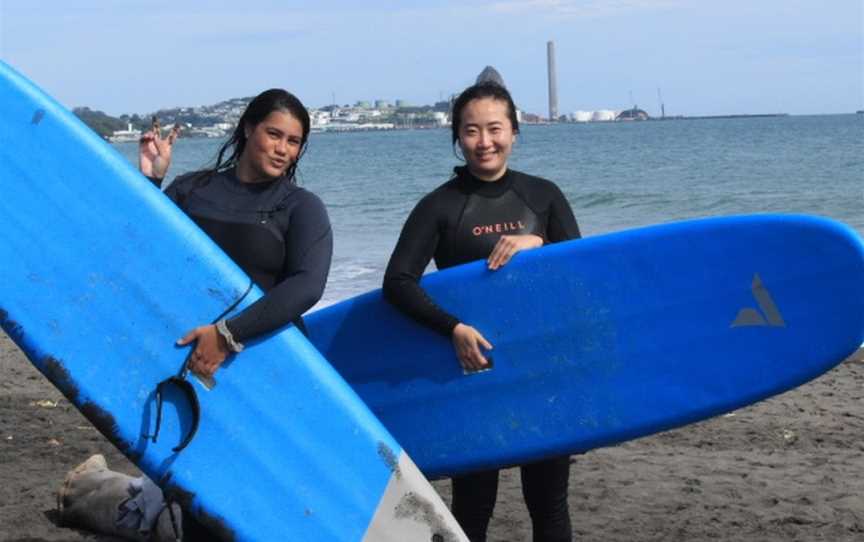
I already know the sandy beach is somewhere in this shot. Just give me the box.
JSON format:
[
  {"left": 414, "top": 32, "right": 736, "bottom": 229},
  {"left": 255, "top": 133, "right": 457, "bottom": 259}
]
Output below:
[{"left": 1, "top": 328, "right": 862, "bottom": 541}]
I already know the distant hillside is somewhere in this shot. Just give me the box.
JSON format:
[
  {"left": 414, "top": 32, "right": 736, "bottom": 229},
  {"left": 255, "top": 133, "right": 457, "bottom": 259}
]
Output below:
[
  {"left": 72, "top": 107, "right": 128, "bottom": 139},
  {"left": 72, "top": 95, "right": 451, "bottom": 139},
  {"left": 149, "top": 96, "right": 253, "bottom": 127},
  {"left": 72, "top": 96, "right": 254, "bottom": 139}
]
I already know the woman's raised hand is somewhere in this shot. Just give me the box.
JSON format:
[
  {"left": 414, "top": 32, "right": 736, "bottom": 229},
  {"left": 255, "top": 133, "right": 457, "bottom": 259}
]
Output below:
[{"left": 139, "top": 118, "right": 180, "bottom": 179}]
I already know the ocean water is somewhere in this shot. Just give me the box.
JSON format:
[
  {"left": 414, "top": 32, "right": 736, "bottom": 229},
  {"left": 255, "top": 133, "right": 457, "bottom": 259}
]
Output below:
[{"left": 114, "top": 114, "right": 864, "bottom": 307}]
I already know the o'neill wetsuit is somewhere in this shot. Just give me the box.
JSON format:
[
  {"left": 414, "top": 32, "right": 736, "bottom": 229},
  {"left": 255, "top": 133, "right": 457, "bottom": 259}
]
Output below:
[
  {"left": 383, "top": 166, "right": 579, "bottom": 333},
  {"left": 383, "top": 166, "right": 580, "bottom": 542}
]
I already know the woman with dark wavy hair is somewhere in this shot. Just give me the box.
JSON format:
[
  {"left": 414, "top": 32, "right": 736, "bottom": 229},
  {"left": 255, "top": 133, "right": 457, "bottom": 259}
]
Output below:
[
  {"left": 383, "top": 80, "right": 580, "bottom": 542},
  {"left": 59, "top": 89, "right": 332, "bottom": 541},
  {"left": 140, "top": 88, "right": 332, "bottom": 381}
]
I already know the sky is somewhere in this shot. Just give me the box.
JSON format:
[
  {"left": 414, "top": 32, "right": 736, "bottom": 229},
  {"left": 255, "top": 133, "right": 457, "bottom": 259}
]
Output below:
[{"left": 0, "top": 1, "right": 861, "bottom": 117}]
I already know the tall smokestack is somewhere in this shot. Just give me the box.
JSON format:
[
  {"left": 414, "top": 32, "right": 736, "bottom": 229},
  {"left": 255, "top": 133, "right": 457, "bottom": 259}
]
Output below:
[{"left": 547, "top": 41, "right": 558, "bottom": 122}]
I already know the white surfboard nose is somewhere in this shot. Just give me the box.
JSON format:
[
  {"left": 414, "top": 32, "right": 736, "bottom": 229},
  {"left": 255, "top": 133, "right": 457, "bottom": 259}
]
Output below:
[{"left": 363, "top": 451, "right": 467, "bottom": 542}]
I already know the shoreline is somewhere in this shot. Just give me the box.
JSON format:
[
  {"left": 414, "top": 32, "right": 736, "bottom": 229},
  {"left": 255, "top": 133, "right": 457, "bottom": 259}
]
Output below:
[{"left": 1, "top": 332, "right": 862, "bottom": 541}]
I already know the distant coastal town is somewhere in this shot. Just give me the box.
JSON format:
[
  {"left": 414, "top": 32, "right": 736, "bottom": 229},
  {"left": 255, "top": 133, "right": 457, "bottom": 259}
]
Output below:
[
  {"left": 74, "top": 94, "right": 791, "bottom": 144},
  {"left": 69, "top": 60, "right": 667, "bottom": 144},
  {"left": 81, "top": 97, "right": 459, "bottom": 143},
  {"left": 73, "top": 60, "right": 792, "bottom": 143},
  {"left": 73, "top": 97, "right": 451, "bottom": 142},
  {"left": 74, "top": 95, "right": 570, "bottom": 143}
]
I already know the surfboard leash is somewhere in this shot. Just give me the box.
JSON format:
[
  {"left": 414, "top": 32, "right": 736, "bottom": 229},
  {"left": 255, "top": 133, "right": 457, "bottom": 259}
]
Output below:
[{"left": 145, "top": 280, "right": 255, "bottom": 453}]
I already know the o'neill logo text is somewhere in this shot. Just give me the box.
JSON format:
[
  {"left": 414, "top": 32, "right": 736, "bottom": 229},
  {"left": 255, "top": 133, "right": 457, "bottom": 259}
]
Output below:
[
  {"left": 472, "top": 221, "right": 526, "bottom": 236},
  {"left": 730, "top": 273, "right": 786, "bottom": 328}
]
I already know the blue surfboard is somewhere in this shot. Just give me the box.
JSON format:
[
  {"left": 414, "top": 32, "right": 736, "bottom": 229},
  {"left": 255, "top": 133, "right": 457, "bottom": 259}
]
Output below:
[
  {"left": 306, "top": 215, "right": 864, "bottom": 479},
  {"left": 0, "top": 61, "right": 467, "bottom": 541}
]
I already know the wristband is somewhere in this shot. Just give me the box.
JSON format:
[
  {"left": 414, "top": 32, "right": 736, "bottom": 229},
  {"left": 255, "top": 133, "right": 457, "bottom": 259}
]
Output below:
[{"left": 215, "top": 320, "right": 244, "bottom": 353}]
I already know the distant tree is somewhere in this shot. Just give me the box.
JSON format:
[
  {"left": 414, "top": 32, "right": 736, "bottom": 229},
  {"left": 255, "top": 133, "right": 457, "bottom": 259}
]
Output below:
[{"left": 73, "top": 107, "right": 126, "bottom": 139}]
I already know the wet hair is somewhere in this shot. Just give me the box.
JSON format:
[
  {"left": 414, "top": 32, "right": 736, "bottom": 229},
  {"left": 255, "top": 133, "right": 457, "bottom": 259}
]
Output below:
[
  {"left": 450, "top": 82, "right": 519, "bottom": 147},
  {"left": 210, "top": 88, "right": 311, "bottom": 183}
]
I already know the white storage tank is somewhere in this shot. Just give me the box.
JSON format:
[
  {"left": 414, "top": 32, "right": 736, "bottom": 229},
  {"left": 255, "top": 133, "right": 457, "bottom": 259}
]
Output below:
[{"left": 592, "top": 110, "right": 616, "bottom": 122}]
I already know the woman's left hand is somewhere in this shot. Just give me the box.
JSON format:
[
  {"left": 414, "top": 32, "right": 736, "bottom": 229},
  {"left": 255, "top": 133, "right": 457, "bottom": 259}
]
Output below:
[
  {"left": 177, "top": 324, "right": 230, "bottom": 379},
  {"left": 487, "top": 234, "right": 544, "bottom": 270}
]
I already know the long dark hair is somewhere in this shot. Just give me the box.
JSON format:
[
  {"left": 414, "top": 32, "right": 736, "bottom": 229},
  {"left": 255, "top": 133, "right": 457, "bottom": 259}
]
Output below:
[
  {"left": 210, "top": 89, "right": 311, "bottom": 183},
  {"left": 450, "top": 81, "right": 520, "bottom": 148}
]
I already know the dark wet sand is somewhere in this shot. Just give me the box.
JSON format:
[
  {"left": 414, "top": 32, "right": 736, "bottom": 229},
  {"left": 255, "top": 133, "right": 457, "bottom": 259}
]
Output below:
[{"left": 1, "top": 329, "right": 862, "bottom": 541}]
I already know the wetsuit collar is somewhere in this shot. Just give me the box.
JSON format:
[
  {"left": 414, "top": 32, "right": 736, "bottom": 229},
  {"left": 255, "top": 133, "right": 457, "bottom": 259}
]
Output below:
[
  {"left": 219, "top": 167, "right": 285, "bottom": 195},
  {"left": 454, "top": 166, "right": 513, "bottom": 197}
]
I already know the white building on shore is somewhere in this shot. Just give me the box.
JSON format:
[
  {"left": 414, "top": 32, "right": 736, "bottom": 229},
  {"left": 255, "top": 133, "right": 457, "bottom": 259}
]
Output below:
[
  {"left": 569, "top": 108, "right": 650, "bottom": 123},
  {"left": 109, "top": 123, "right": 141, "bottom": 143}
]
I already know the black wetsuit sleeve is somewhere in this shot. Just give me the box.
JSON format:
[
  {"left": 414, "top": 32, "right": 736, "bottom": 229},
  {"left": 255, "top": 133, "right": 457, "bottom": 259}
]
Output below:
[
  {"left": 546, "top": 183, "right": 581, "bottom": 243},
  {"left": 383, "top": 195, "right": 461, "bottom": 337},
  {"left": 146, "top": 175, "right": 182, "bottom": 205},
  {"left": 226, "top": 192, "right": 333, "bottom": 343},
  {"left": 146, "top": 176, "right": 164, "bottom": 188}
]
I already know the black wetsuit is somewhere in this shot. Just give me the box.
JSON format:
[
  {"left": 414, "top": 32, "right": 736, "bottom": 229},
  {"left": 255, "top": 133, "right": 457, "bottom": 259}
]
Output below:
[
  {"left": 383, "top": 166, "right": 580, "bottom": 542},
  {"left": 384, "top": 166, "right": 580, "bottom": 333},
  {"left": 149, "top": 168, "right": 331, "bottom": 540},
  {"left": 150, "top": 169, "right": 332, "bottom": 341}
]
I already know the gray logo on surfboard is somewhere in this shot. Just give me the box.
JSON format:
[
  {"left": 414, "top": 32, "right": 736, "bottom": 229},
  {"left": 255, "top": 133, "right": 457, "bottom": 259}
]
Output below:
[{"left": 731, "top": 273, "right": 786, "bottom": 328}]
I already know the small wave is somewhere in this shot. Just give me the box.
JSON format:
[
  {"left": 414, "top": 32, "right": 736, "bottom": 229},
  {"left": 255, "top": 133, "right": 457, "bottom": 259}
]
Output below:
[
  {"left": 331, "top": 263, "right": 380, "bottom": 280},
  {"left": 575, "top": 192, "right": 619, "bottom": 208},
  {"left": 576, "top": 191, "right": 681, "bottom": 211},
  {"left": 697, "top": 196, "right": 737, "bottom": 211}
]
